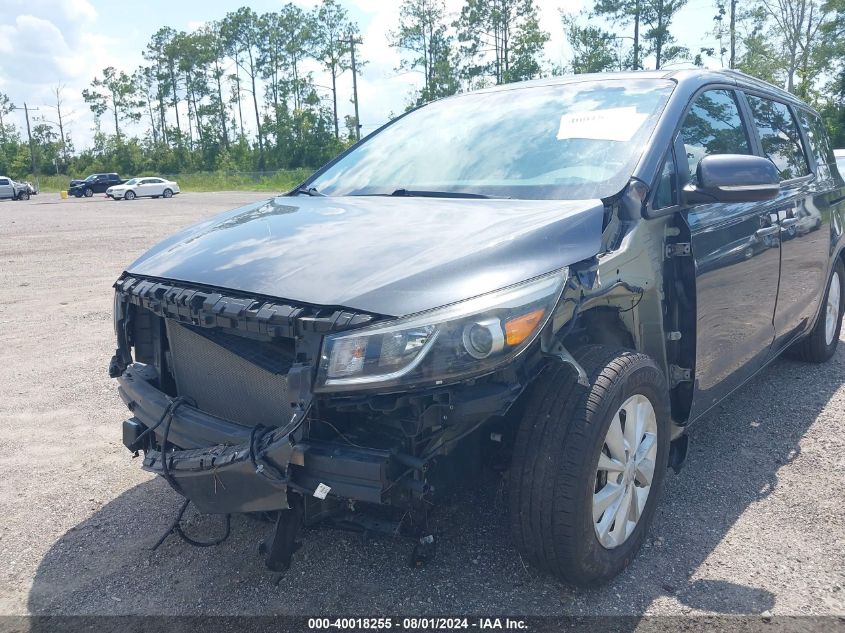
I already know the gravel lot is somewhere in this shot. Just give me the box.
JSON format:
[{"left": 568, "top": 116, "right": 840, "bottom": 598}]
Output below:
[{"left": 0, "top": 192, "right": 843, "bottom": 618}]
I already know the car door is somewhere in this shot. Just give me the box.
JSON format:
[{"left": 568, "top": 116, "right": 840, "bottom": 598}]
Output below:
[
  {"left": 0, "top": 178, "right": 13, "bottom": 199},
  {"left": 747, "top": 100, "right": 832, "bottom": 349},
  {"left": 677, "top": 88, "right": 782, "bottom": 421},
  {"left": 136, "top": 179, "right": 155, "bottom": 197},
  {"left": 147, "top": 178, "right": 166, "bottom": 196},
  {"left": 93, "top": 175, "right": 108, "bottom": 192}
]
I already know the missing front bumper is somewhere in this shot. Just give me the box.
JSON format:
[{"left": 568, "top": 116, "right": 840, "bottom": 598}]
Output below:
[{"left": 119, "top": 365, "right": 410, "bottom": 514}]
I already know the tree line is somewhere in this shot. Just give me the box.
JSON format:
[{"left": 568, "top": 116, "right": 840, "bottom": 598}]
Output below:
[{"left": 0, "top": 0, "right": 842, "bottom": 181}]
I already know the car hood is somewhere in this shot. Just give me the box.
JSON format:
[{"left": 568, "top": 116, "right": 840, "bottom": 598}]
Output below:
[{"left": 126, "top": 195, "right": 606, "bottom": 316}]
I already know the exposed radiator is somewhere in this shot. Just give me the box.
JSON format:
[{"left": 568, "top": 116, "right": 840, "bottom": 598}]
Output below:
[{"left": 165, "top": 320, "right": 296, "bottom": 428}]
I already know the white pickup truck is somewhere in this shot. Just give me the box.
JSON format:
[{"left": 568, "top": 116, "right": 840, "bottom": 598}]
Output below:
[{"left": 0, "top": 177, "right": 33, "bottom": 200}]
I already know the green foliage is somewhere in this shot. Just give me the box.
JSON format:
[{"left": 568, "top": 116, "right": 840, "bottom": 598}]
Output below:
[
  {"left": 562, "top": 12, "right": 620, "bottom": 74},
  {"left": 82, "top": 66, "right": 144, "bottom": 140},
  {"left": 592, "top": 0, "right": 689, "bottom": 69},
  {"left": 312, "top": 0, "right": 357, "bottom": 138},
  {"left": 391, "top": 0, "right": 460, "bottom": 107},
  {"left": 454, "top": 0, "right": 550, "bottom": 86}
]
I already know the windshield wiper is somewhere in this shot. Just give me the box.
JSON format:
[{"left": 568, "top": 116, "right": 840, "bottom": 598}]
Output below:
[
  {"left": 389, "top": 188, "right": 507, "bottom": 199},
  {"left": 292, "top": 185, "right": 325, "bottom": 197}
]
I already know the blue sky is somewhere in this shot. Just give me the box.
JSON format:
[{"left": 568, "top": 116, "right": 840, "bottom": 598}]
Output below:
[{"left": 0, "top": 0, "right": 723, "bottom": 150}]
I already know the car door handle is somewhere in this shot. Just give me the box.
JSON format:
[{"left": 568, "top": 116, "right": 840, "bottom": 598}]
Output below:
[
  {"left": 781, "top": 217, "right": 799, "bottom": 228},
  {"left": 755, "top": 226, "right": 779, "bottom": 237}
]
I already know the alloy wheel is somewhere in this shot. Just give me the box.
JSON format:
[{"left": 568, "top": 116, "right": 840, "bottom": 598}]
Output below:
[
  {"left": 826, "top": 271, "right": 841, "bottom": 346},
  {"left": 592, "top": 394, "right": 658, "bottom": 549}
]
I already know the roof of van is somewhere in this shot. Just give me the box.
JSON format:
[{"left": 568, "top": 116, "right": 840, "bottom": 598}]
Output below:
[{"left": 471, "top": 68, "right": 807, "bottom": 109}]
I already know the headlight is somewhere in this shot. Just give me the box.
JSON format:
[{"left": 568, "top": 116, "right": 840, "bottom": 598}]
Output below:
[{"left": 315, "top": 270, "right": 567, "bottom": 392}]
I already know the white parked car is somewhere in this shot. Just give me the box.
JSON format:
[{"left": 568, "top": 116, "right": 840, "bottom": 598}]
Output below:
[{"left": 107, "top": 177, "right": 180, "bottom": 200}]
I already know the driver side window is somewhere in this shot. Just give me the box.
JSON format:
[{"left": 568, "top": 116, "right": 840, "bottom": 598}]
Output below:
[{"left": 678, "top": 89, "right": 751, "bottom": 185}]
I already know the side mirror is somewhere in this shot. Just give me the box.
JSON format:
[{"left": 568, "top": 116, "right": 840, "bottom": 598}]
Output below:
[{"left": 683, "top": 154, "right": 780, "bottom": 204}]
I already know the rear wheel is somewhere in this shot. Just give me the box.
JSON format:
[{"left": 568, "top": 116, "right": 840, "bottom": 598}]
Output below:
[
  {"left": 124, "top": 190, "right": 136, "bottom": 201},
  {"left": 84, "top": 187, "right": 93, "bottom": 197},
  {"left": 789, "top": 258, "right": 844, "bottom": 363},
  {"left": 163, "top": 188, "right": 173, "bottom": 199},
  {"left": 509, "top": 344, "right": 670, "bottom": 587}
]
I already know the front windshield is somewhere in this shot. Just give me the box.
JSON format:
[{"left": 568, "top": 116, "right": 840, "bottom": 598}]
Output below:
[
  {"left": 124, "top": 178, "right": 138, "bottom": 185},
  {"left": 84, "top": 175, "right": 97, "bottom": 182},
  {"left": 309, "top": 78, "right": 674, "bottom": 200}
]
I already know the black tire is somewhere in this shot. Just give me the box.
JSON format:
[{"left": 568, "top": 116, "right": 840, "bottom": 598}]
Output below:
[
  {"left": 84, "top": 187, "right": 93, "bottom": 198},
  {"left": 163, "top": 188, "right": 173, "bottom": 198},
  {"left": 17, "top": 191, "right": 29, "bottom": 200},
  {"left": 788, "top": 257, "right": 844, "bottom": 363},
  {"left": 509, "top": 344, "right": 671, "bottom": 587},
  {"left": 124, "top": 190, "right": 136, "bottom": 201},
  {"left": 73, "top": 191, "right": 82, "bottom": 198}
]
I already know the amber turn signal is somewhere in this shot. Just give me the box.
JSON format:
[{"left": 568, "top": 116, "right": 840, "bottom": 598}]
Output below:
[{"left": 504, "top": 308, "right": 546, "bottom": 346}]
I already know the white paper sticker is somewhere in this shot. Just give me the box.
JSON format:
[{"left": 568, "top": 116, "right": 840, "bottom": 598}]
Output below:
[
  {"left": 556, "top": 107, "right": 649, "bottom": 142},
  {"left": 313, "top": 482, "right": 331, "bottom": 500}
]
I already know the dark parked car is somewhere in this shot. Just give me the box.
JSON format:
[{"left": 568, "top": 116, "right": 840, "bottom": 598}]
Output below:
[
  {"left": 110, "top": 70, "right": 845, "bottom": 586},
  {"left": 69, "top": 173, "right": 124, "bottom": 197}
]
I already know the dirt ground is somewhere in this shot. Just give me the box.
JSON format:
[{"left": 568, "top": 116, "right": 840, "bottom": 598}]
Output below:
[{"left": 0, "top": 192, "right": 843, "bottom": 618}]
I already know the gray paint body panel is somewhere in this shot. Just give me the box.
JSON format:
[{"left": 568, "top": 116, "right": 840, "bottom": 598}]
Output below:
[{"left": 127, "top": 195, "right": 606, "bottom": 316}]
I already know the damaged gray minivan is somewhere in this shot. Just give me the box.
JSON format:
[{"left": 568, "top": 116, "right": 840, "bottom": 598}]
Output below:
[{"left": 111, "top": 69, "right": 845, "bottom": 586}]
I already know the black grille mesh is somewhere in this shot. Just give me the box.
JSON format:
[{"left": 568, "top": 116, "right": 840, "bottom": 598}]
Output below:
[{"left": 166, "top": 320, "right": 295, "bottom": 428}]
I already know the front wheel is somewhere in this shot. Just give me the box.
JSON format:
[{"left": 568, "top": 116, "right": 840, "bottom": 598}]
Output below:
[
  {"left": 83, "top": 187, "right": 93, "bottom": 198},
  {"left": 162, "top": 188, "right": 173, "bottom": 199},
  {"left": 17, "top": 191, "right": 29, "bottom": 200},
  {"left": 509, "top": 344, "right": 671, "bottom": 587},
  {"left": 124, "top": 190, "right": 136, "bottom": 200}
]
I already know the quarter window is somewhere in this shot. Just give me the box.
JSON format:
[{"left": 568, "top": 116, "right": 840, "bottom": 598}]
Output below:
[
  {"left": 654, "top": 151, "right": 677, "bottom": 209},
  {"left": 746, "top": 95, "right": 809, "bottom": 180},
  {"left": 678, "top": 89, "right": 751, "bottom": 184}
]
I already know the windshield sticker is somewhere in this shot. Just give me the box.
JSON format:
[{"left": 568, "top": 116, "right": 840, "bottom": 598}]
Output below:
[{"left": 556, "top": 107, "right": 649, "bottom": 142}]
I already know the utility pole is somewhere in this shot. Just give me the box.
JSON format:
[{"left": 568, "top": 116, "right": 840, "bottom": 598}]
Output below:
[
  {"left": 729, "top": 0, "right": 737, "bottom": 69},
  {"left": 13, "top": 103, "right": 38, "bottom": 175},
  {"left": 350, "top": 33, "right": 361, "bottom": 141},
  {"left": 633, "top": 0, "right": 640, "bottom": 71}
]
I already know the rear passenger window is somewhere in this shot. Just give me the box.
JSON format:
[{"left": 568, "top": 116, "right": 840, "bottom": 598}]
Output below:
[
  {"left": 746, "top": 95, "right": 809, "bottom": 180},
  {"left": 796, "top": 108, "right": 835, "bottom": 172},
  {"left": 679, "top": 89, "right": 750, "bottom": 184}
]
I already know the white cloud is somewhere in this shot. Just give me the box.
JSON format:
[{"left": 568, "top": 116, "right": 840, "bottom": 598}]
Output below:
[{"left": 0, "top": 0, "right": 131, "bottom": 149}]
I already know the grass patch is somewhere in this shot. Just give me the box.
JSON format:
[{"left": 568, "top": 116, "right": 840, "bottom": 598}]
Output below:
[{"left": 29, "top": 169, "right": 314, "bottom": 194}]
